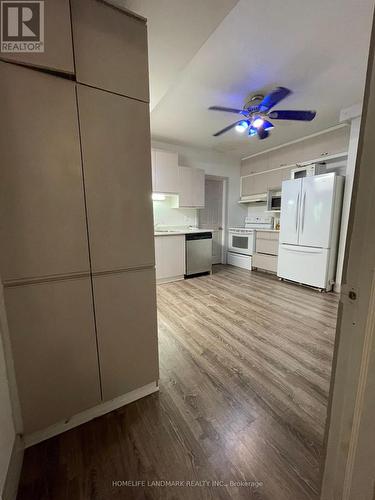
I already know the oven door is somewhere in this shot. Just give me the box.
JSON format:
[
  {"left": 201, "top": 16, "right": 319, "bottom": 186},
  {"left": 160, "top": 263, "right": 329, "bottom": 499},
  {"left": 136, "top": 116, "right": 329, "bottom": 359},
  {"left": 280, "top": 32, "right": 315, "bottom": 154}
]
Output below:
[{"left": 228, "top": 232, "right": 254, "bottom": 255}]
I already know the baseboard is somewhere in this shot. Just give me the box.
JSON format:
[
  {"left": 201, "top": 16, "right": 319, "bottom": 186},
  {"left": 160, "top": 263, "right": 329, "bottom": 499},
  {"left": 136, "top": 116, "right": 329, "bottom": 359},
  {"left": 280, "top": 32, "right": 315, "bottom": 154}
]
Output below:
[
  {"left": 24, "top": 381, "right": 159, "bottom": 448},
  {"left": 334, "top": 282, "right": 342, "bottom": 293},
  {"left": 156, "top": 275, "right": 184, "bottom": 284},
  {"left": 2, "top": 435, "right": 24, "bottom": 500}
]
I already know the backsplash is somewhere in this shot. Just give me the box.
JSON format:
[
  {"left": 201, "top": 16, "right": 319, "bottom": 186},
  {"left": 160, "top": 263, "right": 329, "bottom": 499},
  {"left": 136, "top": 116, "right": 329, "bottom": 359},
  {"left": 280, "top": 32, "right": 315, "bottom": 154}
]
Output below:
[{"left": 153, "top": 196, "right": 198, "bottom": 228}]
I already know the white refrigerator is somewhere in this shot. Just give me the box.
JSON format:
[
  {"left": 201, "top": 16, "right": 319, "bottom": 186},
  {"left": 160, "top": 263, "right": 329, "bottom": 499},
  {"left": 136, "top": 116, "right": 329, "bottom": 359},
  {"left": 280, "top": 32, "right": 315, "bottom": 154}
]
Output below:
[{"left": 277, "top": 172, "right": 344, "bottom": 291}]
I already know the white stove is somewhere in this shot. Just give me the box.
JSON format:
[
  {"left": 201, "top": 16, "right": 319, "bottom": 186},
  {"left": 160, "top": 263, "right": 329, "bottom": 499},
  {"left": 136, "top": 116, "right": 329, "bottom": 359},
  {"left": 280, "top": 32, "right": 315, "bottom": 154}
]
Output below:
[{"left": 227, "top": 216, "right": 273, "bottom": 270}]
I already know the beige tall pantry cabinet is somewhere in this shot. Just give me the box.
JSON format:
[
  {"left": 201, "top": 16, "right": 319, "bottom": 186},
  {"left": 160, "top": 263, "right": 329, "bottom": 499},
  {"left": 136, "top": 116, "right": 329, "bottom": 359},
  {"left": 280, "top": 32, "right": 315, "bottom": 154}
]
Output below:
[{"left": 0, "top": 2, "right": 158, "bottom": 437}]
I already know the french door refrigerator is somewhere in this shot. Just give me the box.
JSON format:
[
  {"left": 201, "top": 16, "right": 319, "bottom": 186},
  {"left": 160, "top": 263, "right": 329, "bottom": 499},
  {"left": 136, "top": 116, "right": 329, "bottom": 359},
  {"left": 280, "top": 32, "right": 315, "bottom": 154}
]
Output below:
[{"left": 277, "top": 172, "right": 344, "bottom": 291}]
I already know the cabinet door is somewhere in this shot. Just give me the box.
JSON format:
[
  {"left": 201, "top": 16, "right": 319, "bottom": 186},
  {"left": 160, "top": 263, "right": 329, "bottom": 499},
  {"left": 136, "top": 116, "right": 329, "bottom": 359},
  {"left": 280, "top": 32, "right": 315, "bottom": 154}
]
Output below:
[
  {"left": 266, "top": 169, "right": 284, "bottom": 190},
  {"left": 155, "top": 236, "right": 185, "bottom": 280},
  {"left": 178, "top": 166, "right": 193, "bottom": 206},
  {"left": 93, "top": 268, "right": 159, "bottom": 401},
  {"left": 71, "top": 0, "right": 149, "bottom": 101},
  {"left": 241, "top": 176, "right": 253, "bottom": 197},
  {"left": 77, "top": 84, "right": 155, "bottom": 273},
  {"left": 0, "top": 0, "right": 74, "bottom": 74},
  {"left": 282, "top": 167, "right": 293, "bottom": 181},
  {"left": 153, "top": 150, "right": 179, "bottom": 193},
  {"left": 4, "top": 278, "right": 101, "bottom": 434},
  {"left": 0, "top": 62, "right": 90, "bottom": 283},
  {"left": 192, "top": 168, "right": 205, "bottom": 207}
]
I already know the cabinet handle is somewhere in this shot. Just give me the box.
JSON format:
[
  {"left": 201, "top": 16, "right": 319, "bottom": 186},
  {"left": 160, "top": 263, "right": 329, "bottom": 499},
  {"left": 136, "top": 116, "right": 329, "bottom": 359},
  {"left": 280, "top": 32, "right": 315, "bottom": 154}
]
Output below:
[
  {"left": 301, "top": 192, "right": 306, "bottom": 232},
  {"left": 296, "top": 193, "right": 300, "bottom": 231}
]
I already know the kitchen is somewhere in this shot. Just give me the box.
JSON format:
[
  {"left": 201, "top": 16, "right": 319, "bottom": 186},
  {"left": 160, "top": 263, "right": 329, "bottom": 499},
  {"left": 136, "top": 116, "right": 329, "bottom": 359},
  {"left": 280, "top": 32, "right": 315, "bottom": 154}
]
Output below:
[
  {"left": 1, "top": 1, "right": 374, "bottom": 499},
  {"left": 152, "top": 124, "right": 350, "bottom": 293}
]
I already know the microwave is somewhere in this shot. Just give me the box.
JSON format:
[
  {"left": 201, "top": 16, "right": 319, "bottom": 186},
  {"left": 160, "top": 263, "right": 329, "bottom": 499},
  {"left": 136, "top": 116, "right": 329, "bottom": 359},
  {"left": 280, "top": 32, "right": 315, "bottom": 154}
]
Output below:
[
  {"left": 290, "top": 163, "right": 326, "bottom": 179},
  {"left": 269, "top": 192, "right": 281, "bottom": 211}
]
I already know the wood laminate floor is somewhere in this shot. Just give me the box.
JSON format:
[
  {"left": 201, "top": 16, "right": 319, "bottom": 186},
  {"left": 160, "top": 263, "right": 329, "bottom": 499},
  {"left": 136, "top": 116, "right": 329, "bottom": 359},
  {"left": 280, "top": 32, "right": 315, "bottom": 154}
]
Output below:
[{"left": 17, "top": 265, "right": 339, "bottom": 500}]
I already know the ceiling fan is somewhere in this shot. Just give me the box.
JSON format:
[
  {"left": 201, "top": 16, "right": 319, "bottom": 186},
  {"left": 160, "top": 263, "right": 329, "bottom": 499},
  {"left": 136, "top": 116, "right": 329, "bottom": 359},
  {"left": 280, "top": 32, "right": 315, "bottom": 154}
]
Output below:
[{"left": 209, "top": 87, "right": 316, "bottom": 140}]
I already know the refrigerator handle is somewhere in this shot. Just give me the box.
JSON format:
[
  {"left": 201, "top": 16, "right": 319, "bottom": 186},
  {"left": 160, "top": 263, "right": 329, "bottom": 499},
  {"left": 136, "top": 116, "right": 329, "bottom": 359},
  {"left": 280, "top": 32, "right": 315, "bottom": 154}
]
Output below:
[
  {"left": 295, "top": 192, "right": 300, "bottom": 231},
  {"left": 301, "top": 192, "right": 306, "bottom": 233}
]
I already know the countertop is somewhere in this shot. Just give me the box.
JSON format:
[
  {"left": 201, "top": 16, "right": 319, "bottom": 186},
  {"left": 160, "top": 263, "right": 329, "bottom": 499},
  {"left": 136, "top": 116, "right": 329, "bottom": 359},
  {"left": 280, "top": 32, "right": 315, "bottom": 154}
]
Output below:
[
  {"left": 255, "top": 229, "right": 280, "bottom": 232},
  {"left": 154, "top": 228, "right": 214, "bottom": 236}
]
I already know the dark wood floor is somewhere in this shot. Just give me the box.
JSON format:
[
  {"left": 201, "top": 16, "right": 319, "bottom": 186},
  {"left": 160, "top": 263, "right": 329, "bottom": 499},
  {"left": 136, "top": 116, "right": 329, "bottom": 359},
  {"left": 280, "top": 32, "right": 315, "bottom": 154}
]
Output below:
[{"left": 17, "top": 265, "right": 338, "bottom": 500}]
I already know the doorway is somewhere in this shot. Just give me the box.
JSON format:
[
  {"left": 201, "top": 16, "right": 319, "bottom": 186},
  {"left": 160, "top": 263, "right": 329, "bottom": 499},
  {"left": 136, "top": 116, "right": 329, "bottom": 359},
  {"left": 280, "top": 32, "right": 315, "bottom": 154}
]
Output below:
[{"left": 198, "top": 176, "right": 227, "bottom": 265}]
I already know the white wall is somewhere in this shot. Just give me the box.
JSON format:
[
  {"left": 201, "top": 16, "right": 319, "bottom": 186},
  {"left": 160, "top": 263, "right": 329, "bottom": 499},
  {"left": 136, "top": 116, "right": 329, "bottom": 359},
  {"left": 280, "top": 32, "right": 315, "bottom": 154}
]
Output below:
[
  {"left": 0, "top": 284, "right": 16, "bottom": 498},
  {"left": 152, "top": 140, "right": 247, "bottom": 228}
]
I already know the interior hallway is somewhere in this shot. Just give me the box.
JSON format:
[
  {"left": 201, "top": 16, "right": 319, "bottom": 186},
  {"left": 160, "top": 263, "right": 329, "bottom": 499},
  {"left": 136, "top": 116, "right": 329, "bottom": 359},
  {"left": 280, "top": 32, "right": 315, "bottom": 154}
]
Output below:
[{"left": 17, "top": 265, "right": 338, "bottom": 500}]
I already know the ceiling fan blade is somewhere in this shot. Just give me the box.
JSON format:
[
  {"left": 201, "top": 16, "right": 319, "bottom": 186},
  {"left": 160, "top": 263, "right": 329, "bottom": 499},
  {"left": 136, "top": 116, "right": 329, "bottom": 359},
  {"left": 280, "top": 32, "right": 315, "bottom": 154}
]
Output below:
[
  {"left": 209, "top": 105, "right": 245, "bottom": 114},
  {"left": 259, "top": 87, "right": 292, "bottom": 112},
  {"left": 213, "top": 121, "right": 241, "bottom": 137},
  {"left": 268, "top": 110, "right": 316, "bottom": 121},
  {"left": 257, "top": 127, "right": 270, "bottom": 140},
  {"left": 263, "top": 119, "right": 274, "bottom": 130}
]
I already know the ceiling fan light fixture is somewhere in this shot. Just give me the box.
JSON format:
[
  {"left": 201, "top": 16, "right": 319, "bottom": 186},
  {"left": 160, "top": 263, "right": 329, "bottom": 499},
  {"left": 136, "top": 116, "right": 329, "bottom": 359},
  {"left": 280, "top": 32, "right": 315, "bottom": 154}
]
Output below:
[
  {"left": 252, "top": 117, "right": 264, "bottom": 129},
  {"left": 235, "top": 120, "right": 249, "bottom": 132}
]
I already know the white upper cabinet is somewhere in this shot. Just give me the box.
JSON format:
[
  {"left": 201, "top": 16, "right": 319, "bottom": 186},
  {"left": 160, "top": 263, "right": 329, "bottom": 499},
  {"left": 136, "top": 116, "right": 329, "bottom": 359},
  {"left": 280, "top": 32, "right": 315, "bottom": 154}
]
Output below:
[
  {"left": 178, "top": 166, "right": 205, "bottom": 208},
  {"left": 70, "top": 0, "right": 149, "bottom": 101},
  {"left": 241, "top": 168, "right": 290, "bottom": 198},
  {"left": 151, "top": 150, "right": 179, "bottom": 194},
  {"left": 0, "top": 0, "right": 74, "bottom": 74}
]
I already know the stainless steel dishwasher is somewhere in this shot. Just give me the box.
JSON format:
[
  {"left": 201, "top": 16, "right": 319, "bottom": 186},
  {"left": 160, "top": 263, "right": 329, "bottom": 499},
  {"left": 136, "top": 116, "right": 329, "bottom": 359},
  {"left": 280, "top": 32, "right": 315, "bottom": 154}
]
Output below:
[{"left": 185, "top": 232, "right": 212, "bottom": 277}]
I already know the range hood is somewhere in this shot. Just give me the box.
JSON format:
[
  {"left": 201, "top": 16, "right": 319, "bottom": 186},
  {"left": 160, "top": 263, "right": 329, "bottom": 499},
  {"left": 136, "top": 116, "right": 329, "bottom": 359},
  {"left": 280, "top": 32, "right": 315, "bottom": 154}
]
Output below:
[{"left": 238, "top": 193, "right": 268, "bottom": 204}]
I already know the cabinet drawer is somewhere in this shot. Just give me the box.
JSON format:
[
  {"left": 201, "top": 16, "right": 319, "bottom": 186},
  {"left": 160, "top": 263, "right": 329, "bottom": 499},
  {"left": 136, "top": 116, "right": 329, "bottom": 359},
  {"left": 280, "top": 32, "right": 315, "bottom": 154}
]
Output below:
[
  {"left": 256, "top": 239, "right": 279, "bottom": 256},
  {"left": 256, "top": 231, "right": 280, "bottom": 241},
  {"left": 252, "top": 253, "right": 278, "bottom": 273}
]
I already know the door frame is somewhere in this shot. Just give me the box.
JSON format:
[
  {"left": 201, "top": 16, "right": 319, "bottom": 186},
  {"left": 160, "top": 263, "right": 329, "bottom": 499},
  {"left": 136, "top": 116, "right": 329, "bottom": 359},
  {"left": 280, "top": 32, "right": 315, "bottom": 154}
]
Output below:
[
  {"left": 321, "top": 10, "right": 375, "bottom": 499},
  {"left": 199, "top": 175, "right": 228, "bottom": 264}
]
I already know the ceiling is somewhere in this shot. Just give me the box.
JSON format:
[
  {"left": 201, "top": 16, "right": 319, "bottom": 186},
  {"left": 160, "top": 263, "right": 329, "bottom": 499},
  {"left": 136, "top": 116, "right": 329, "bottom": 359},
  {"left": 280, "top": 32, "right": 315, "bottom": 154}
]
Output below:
[{"left": 117, "top": 0, "right": 374, "bottom": 158}]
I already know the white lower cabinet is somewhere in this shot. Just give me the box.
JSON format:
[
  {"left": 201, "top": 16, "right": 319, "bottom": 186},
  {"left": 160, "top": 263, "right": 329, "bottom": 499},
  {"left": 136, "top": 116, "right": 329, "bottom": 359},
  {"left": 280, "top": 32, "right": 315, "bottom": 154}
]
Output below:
[
  {"left": 253, "top": 231, "right": 280, "bottom": 274},
  {"left": 155, "top": 235, "right": 185, "bottom": 283}
]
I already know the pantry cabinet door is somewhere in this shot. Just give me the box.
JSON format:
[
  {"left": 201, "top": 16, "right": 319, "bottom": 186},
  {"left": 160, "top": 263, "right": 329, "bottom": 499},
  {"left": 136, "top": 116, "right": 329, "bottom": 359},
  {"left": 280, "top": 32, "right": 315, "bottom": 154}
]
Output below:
[
  {"left": 93, "top": 268, "right": 159, "bottom": 401},
  {"left": 4, "top": 278, "right": 101, "bottom": 434},
  {"left": 0, "top": 0, "right": 74, "bottom": 74},
  {"left": 71, "top": 0, "right": 149, "bottom": 101},
  {"left": 0, "top": 62, "right": 90, "bottom": 283},
  {"left": 77, "top": 84, "right": 155, "bottom": 273}
]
